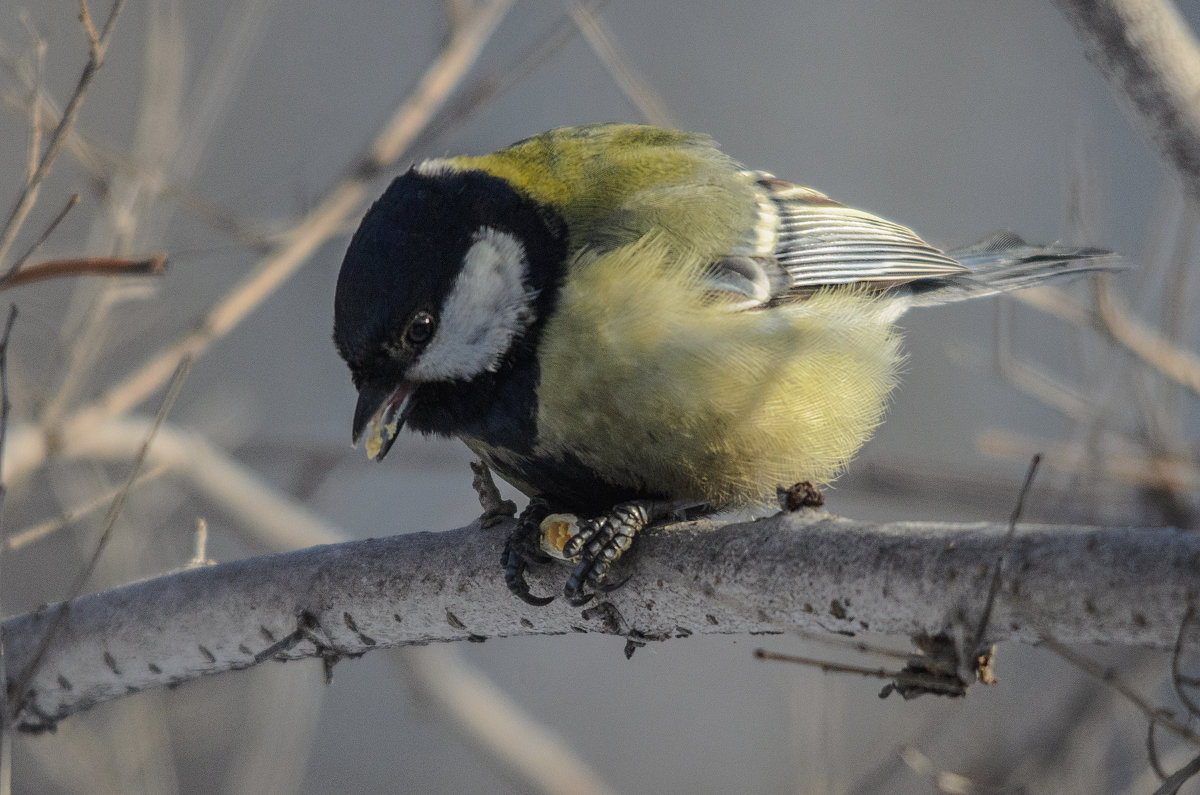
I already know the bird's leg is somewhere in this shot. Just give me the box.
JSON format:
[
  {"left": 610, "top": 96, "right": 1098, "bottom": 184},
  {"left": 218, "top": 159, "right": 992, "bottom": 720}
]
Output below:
[
  {"left": 501, "top": 499, "right": 555, "bottom": 606},
  {"left": 559, "top": 501, "right": 657, "bottom": 607}
]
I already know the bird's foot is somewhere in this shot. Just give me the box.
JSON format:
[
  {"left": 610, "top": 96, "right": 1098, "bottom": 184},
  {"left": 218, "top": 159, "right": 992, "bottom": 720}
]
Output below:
[
  {"left": 470, "top": 460, "right": 517, "bottom": 528},
  {"left": 501, "top": 499, "right": 555, "bottom": 606},
  {"left": 559, "top": 501, "right": 653, "bottom": 607}
]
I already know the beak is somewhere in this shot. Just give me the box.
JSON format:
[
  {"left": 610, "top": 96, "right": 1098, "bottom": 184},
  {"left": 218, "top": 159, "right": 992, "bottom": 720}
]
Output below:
[{"left": 352, "top": 381, "right": 413, "bottom": 461}]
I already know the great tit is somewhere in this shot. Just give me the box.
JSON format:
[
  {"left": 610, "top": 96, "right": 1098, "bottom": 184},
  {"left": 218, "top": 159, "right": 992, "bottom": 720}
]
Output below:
[{"left": 333, "top": 123, "right": 1116, "bottom": 606}]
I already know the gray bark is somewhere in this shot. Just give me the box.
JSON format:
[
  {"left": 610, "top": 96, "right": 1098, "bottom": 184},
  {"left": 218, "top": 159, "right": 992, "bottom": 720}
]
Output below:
[{"left": 3, "top": 510, "right": 1197, "bottom": 731}]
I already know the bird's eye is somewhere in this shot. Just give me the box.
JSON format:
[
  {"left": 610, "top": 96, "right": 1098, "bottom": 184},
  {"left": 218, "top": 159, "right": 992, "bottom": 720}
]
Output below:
[{"left": 405, "top": 311, "right": 436, "bottom": 347}]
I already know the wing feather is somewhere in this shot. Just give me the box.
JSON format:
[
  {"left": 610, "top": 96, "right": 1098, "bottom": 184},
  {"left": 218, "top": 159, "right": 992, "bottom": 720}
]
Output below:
[{"left": 706, "top": 173, "right": 966, "bottom": 306}]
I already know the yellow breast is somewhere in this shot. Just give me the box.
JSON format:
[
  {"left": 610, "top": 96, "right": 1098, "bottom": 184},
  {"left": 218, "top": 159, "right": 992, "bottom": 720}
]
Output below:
[{"left": 534, "top": 233, "right": 902, "bottom": 507}]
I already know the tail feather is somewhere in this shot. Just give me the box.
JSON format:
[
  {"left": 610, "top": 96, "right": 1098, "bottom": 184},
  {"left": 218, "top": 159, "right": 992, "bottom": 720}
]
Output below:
[{"left": 906, "top": 230, "right": 1123, "bottom": 308}]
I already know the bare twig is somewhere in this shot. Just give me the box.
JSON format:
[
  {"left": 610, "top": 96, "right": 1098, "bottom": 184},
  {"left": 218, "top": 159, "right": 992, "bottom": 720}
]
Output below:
[
  {"left": 1, "top": 90, "right": 271, "bottom": 248},
  {"left": 4, "top": 193, "right": 79, "bottom": 275},
  {"left": 6, "top": 357, "right": 191, "bottom": 720},
  {"left": 1040, "top": 637, "right": 1200, "bottom": 748},
  {"left": 567, "top": 1, "right": 676, "bottom": 127},
  {"left": 1152, "top": 753, "right": 1200, "bottom": 795},
  {"left": 1094, "top": 279, "right": 1200, "bottom": 400},
  {"left": 1015, "top": 285, "right": 1200, "bottom": 401},
  {"left": 977, "top": 429, "right": 1200, "bottom": 494},
  {"left": 1172, "top": 602, "right": 1200, "bottom": 717},
  {"left": 3, "top": 464, "right": 168, "bottom": 552},
  {"left": 411, "top": 2, "right": 606, "bottom": 153},
  {"left": 0, "top": 0, "right": 128, "bottom": 270},
  {"left": 0, "top": 254, "right": 166, "bottom": 290},
  {"left": 14, "top": 416, "right": 345, "bottom": 551},
  {"left": 971, "top": 455, "right": 1040, "bottom": 657},
  {"left": 752, "top": 649, "right": 969, "bottom": 697},
  {"left": 79, "top": 0, "right": 512, "bottom": 425}
]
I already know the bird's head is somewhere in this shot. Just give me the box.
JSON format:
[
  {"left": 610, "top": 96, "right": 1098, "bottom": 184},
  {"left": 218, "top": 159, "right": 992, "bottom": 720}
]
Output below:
[{"left": 333, "top": 163, "right": 564, "bottom": 460}]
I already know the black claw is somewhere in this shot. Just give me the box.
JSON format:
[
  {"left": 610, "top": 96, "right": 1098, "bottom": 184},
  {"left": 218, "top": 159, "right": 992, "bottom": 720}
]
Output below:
[
  {"left": 597, "top": 573, "right": 632, "bottom": 593},
  {"left": 501, "top": 501, "right": 555, "bottom": 606},
  {"left": 565, "top": 586, "right": 594, "bottom": 607},
  {"left": 504, "top": 540, "right": 555, "bottom": 606}
]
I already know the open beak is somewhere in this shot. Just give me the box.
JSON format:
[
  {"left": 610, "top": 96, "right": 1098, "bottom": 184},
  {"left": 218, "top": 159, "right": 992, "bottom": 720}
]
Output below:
[{"left": 351, "top": 381, "right": 413, "bottom": 461}]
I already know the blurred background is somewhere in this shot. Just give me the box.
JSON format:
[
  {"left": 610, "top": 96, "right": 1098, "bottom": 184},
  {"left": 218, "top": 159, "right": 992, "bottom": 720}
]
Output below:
[{"left": 0, "top": 0, "right": 1197, "bottom": 791}]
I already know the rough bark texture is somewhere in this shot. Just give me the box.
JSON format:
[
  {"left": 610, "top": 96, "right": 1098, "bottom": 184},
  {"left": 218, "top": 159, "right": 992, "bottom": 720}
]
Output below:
[{"left": 3, "top": 510, "right": 1197, "bottom": 731}]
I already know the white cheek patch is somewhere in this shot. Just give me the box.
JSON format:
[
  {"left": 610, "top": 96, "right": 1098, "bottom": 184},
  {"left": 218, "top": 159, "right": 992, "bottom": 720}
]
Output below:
[{"left": 407, "top": 228, "right": 536, "bottom": 381}]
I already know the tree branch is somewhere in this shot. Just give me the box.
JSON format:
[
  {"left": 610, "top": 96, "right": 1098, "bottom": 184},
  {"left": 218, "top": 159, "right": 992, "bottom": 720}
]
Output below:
[
  {"left": 2, "top": 510, "right": 1195, "bottom": 732},
  {"left": 1054, "top": 0, "right": 1200, "bottom": 202}
]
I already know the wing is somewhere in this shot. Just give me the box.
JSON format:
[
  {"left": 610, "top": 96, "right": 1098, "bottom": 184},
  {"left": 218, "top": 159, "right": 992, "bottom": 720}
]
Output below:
[{"left": 709, "top": 172, "right": 966, "bottom": 307}]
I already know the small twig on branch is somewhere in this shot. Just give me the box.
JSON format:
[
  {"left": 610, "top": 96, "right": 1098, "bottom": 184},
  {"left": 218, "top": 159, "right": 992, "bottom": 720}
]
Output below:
[
  {"left": 752, "top": 649, "right": 968, "bottom": 697},
  {"left": 971, "top": 455, "right": 1041, "bottom": 659}
]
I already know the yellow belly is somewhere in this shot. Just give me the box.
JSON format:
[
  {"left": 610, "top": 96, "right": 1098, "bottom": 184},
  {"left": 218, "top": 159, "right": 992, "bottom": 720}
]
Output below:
[{"left": 535, "top": 234, "right": 902, "bottom": 507}]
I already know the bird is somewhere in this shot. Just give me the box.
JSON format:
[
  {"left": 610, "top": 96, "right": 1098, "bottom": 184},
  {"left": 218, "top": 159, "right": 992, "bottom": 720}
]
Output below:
[{"left": 333, "top": 123, "right": 1117, "bottom": 606}]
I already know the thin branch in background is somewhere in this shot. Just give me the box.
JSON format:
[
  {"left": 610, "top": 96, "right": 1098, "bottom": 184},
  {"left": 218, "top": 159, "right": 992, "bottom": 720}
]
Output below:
[
  {"left": 75, "top": 0, "right": 512, "bottom": 429},
  {"left": 0, "top": 254, "right": 166, "bottom": 290},
  {"left": 396, "top": 646, "right": 617, "bottom": 795},
  {"left": 19, "top": 18, "right": 46, "bottom": 193},
  {"left": 1171, "top": 602, "right": 1200, "bottom": 718},
  {"left": 0, "top": 306, "right": 18, "bottom": 795},
  {"left": 3, "top": 464, "right": 168, "bottom": 552},
  {"left": 1054, "top": 0, "right": 1200, "bottom": 205},
  {"left": 3, "top": 193, "right": 79, "bottom": 276},
  {"left": 40, "top": 416, "right": 345, "bottom": 551},
  {"left": 1016, "top": 284, "right": 1200, "bottom": 402},
  {"left": 1153, "top": 753, "right": 1200, "bottom": 795},
  {"left": 567, "top": 1, "right": 676, "bottom": 128},
  {"left": 950, "top": 337, "right": 1095, "bottom": 426},
  {"left": 1095, "top": 278, "right": 1200, "bottom": 401},
  {"left": 411, "top": 1, "right": 606, "bottom": 154},
  {"left": 6, "top": 356, "right": 192, "bottom": 720},
  {"left": 896, "top": 745, "right": 996, "bottom": 795},
  {"left": 0, "top": 88, "right": 271, "bottom": 249},
  {"left": 0, "top": 0, "right": 128, "bottom": 271},
  {"left": 1039, "top": 637, "right": 1200, "bottom": 748},
  {"left": 1149, "top": 718, "right": 1170, "bottom": 782},
  {"left": 976, "top": 430, "right": 1200, "bottom": 496}
]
